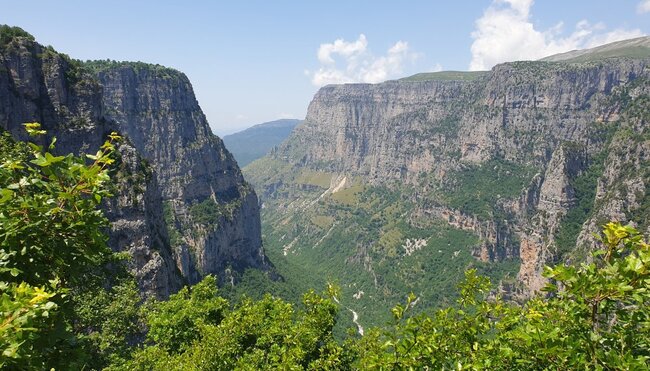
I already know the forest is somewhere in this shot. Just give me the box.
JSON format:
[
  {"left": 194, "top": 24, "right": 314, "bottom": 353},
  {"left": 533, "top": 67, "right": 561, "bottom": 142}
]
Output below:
[{"left": 1, "top": 125, "right": 648, "bottom": 369}]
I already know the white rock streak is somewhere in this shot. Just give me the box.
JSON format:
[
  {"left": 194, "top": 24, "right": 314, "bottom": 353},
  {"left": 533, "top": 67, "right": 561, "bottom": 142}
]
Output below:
[
  {"left": 282, "top": 237, "right": 298, "bottom": 256},
  {"left": 332, "top": 296, "right": 364, "bottom": 336},
  {"left": 402, "top": 238, "right": 428, "bottom": 256},
  {"left": 349, "top": 309, "right": 364, "bottom": 336}
]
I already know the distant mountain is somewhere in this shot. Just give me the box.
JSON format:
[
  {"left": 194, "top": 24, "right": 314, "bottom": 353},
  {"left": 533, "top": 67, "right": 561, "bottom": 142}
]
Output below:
[
  {"left": 223, "top": 119, "right": 301, "bottom": 167},
  {"left": 540, "top": 36, "right": 650, "bottom": 62}
]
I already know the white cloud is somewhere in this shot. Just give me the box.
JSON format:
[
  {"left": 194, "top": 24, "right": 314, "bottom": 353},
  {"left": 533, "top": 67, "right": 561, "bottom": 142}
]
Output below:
[
  {"left": 430, "top": 63, "right": 443, "bottom": 72},
  {"left": 469, "top": 0, "right": 645, "bottom": 70},
  {"left": 309, "top": 34, "right": 417, "bottom": 86},
  {"left": 235, "top": 114, "right": 248, "bottom": 120},
  {"left": 638, "top": 0, "right": 650, "bottom": 14},
  {"left": 317, "top": 34, "right": 368, "bottom": 64}
]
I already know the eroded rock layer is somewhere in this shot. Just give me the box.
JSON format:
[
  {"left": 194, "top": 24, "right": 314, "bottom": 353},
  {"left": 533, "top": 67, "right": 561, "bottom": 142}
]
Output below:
[
  {"left": 0, "top": 34, "right": 266, "bottom": 297},
  {"left": 249, "top": 47, "right": 649, "bottom": 310}
]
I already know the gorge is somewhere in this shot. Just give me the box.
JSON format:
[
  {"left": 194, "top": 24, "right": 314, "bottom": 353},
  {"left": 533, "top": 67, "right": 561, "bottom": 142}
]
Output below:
[
  {"left": 243, "top": 37, "right": 650, "bottom": 327},
  {"left": 1, "top": 23, "right": 649, "bottom": 369}
]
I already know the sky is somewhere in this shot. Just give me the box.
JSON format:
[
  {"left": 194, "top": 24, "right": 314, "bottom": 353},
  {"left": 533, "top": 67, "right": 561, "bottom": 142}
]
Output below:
[{"left": 2, "top": 0, "right": 649, "bottom": 136}]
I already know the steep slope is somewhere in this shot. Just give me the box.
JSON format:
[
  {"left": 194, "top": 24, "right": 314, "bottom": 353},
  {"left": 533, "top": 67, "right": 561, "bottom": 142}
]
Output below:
[
  {"left": 245, "top": 40, "right": 650, "bottom": 327},
  {"left": 540, "top": 36, "right": 650, "bottom": 62},
  {"left": 0, "top": 27, "right": 267, "bottom": 297},
  {"left": 89, "top": 60, "right": 266, "bottom": 286},
  {"left": 223, "top": 119, "right": 301, "bottom": 167}
]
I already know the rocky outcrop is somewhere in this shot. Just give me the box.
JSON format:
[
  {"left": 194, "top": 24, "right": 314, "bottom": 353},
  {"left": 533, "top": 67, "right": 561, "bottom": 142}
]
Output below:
[
  {"left": 104, "top": 142, "right": 182, "bottom": 297},
  {"left": 279, "top": 80, "right": 473, "bottom": 181},
  {"left": 537, "top": 145, "right": 585, "bottom": 212},
  {"left": 576, "top": 83, "right": 650, "bottom": 254},
  {"left": 415, "top": 204, "right": 516, "bottom": 262},
  {"left": 264, "top": 50, "right": 650, "bottom": 294},
  {"left": 95, "top": 63, "right": 265, "bottom": 285},
  {"left": 514, "top": 144, "right": 587, "bottom": 292},
  {"left": 279, "top": 59, "right": 647, "bottom": 184},
  {"left": 0, "top": 33, "right": 266, "bottom": 297}
]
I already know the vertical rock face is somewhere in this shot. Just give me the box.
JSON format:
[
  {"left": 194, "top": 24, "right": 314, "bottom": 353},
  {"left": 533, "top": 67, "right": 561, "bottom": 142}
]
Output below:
[
  {"left": 537, "top": 146, "right": 583, "bottom": 212},
  {"left": 280, "top": 81, "right": 472, "bottom": 181},
  {"left": 103, "top": 143, "right": 182, "bottom": 297},
  {"left": 281, "top": 60, "right": 647, "bottom": 180},
  {"left": 576, "top": 81, "right": 650, "bottom": 253},
  {"left": 516, "top": 145, "right": 586, "bottom": 292},
  {"left": 256, "top": 50, "right": 650, "bottom": 297},
  {"left": 95, "top": 64, "right": 265, "bottom": 284},
  {"left": 415, "top": 204, "right": 516, "bottom": 262},
  {"left": 0, "top": 34, "right": 266, "bottom": 297}
]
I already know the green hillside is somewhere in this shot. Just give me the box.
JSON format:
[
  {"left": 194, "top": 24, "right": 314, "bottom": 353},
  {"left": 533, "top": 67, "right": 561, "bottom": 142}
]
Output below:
[
  {"left": 241, "top": 157, "right": 522, "bottom": 331},
  {"left": 223, "top": 119, "right": 301, "bottom": 167},
  {"left": 540, "top": 36, "right": 650, "bottom": 63},
  {"left": 399, "top": 70, "right": 489, "bottom": 82}
]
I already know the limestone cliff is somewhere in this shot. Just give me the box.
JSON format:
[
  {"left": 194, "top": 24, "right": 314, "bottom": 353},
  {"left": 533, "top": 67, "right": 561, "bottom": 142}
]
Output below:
[
  {"left": 0, "top": 29, "right": 266, "bottom": 297},
  {"left": 280, "top": 59, "right": 646, "bottom": 180},
  {"left": 253, "top": 39, "right": 650, "bottom": 298},
  {"left": 93, "top": 62, "right": 265, "bottom": 285}
]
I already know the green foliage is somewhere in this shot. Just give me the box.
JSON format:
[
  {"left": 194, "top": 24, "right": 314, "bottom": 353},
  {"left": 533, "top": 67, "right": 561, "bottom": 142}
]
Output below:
[
  {"left": 190, "top": 198, "right": 234, "bottom": 226},
  {"left": 555, "top": 149, "right": 607, "bottom": 258},
  {"left": 189, "top": 198, "right": 223, "bottom": 226},
  {"left": 0, "top": 124, "right": 117, "bottom": 287},
  {"left": 1, "top": 126, "right": 647, "bottom": 370},
  {"left": 84, "top": 59, "right": 184, "bottom": 81},
  {"left": 631, "top": 182, "right": 650, "bottom": 230},
  {"left": 144, "top": 275, "right": 228, "bottom": 353},
  {"left": 112, "top": 153, "right": 151, "bottom": 206},
  {"left": 430, "top": 114, "right": 461, "bottom": 137},
  {"left": 399, "top": 71, "right": 489, "bottom": 82},
  {"left": 354, "top": 222, "right": 650, "bottom": 369},
  {"left": 0, "top": 280, "right": 57, "bottom": 361},
  {"left": 252, "top": 176, "right": 520, "bottom": 332},
  {"left": 442, "top": 159, "right": 534, "bottom": 218},
  {"left": 72, "top": 274, "right": 143, "bottom": 368},
  {"left": 243, "top": 156, "right": 295, "bottom": 188},
  {"left": 245, "top": 155, "right": 523, "bottom": 330},
  {"left": 118, "top": 282, "right": 351, "bottom": 370},
  {"left": 113, "top": 222, "right": 649, "bottom": 370},
  {"left": 0, "top": 124, "right": 131, "bottom": 369},
  {"left": 162, "top": 201, "right": 183, "bottom": 247},
  {"left": 0, "top": 131, "right": 30, "bottom": 163},
  {"left": 0, "top": 25, "right": 34, "bottom": 49},
  {"left": 189, "top": 197, "right": 242, "bottom": 227},
  {"left": 556, "top": 88, "right": 650, "bottom": 258},
  {"left": 294, "top": 169, "right": 334, "bottom": 188},
  {"left": 330, "top": 184, "right": 363, "bottom": 205}
]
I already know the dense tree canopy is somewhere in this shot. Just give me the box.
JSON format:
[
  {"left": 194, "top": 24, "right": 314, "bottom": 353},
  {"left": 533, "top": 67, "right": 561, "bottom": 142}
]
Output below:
[
  {"left": 1, "top": 124, "right": 648, "bottom": 369},
  {"left": 0, "top": 125, "right": 140, "bottom": 369}
]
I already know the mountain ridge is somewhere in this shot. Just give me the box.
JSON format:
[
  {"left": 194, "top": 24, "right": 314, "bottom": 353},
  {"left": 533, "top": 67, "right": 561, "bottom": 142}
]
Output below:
[
  {"left": 223, "top": 118, "right": 301, "bottom": 167},
  {"left": 540, "top": 36, "right": 650, "bottom": 63}
]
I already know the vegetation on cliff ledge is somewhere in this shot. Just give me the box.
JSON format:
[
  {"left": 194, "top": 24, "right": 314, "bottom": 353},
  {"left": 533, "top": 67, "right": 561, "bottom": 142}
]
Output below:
[
  {"left": 84, "top": 59, "right": 185, "bottom": 80},
  {"left": 0, "top": 25, "right": 34, "bottom": 50}
]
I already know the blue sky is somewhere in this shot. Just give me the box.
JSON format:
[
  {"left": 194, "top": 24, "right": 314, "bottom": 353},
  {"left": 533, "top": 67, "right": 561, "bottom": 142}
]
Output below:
[{"left": 2, "top": 0, "right": 649, "bottom": 135}]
